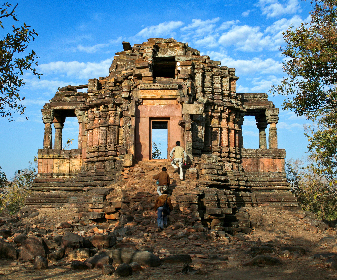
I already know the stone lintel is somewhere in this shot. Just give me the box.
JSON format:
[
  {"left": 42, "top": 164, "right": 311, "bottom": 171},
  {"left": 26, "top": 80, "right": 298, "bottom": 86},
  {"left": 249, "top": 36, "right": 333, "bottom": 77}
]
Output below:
[{"left": 182, "top": 103, "right": 204, "bottom": 115}]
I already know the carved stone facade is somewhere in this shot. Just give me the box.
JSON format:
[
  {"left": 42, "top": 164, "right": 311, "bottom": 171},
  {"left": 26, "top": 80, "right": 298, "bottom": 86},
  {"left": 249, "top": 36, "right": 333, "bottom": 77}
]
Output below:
[{"left": 32, "top": 39, "right": 294, "bottom": 214}]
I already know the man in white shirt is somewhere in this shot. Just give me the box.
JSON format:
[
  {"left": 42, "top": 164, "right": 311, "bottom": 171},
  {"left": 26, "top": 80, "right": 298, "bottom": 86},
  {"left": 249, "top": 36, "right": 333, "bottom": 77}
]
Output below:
[{"left": 170, "top": 141, "right": 187, "bottom": 180}]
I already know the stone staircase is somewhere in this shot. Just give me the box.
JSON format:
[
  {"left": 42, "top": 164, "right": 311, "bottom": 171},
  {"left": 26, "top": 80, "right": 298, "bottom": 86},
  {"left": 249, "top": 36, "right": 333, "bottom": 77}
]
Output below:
[{"left": 26, "top": 160, "right": 298, "bottom": 235}]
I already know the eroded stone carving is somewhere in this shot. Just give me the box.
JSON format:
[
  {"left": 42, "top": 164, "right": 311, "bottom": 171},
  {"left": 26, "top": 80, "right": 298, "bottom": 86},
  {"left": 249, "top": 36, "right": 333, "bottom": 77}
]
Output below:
[{"left": 31, "top": 39, "right": 295, "bottom": 223}]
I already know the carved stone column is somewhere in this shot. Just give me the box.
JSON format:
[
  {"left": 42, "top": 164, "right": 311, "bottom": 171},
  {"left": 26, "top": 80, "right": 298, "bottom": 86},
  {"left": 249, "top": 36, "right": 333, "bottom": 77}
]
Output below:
[
  {"left": 237, "top": 112, "right": 244, "bottom": 149},
  {"left": 228, "top": 112, "right": 235, "bottom": 148},
  {"left": 266, "top": 108, "right": 279, "bottom": 149},
  {"left": 44, "top": 123, "right": 53, "bottom": 149},
  {"left": 42, "top": 109, "right": 53, "bottom": 149},
  {"left": 76, "top": 110, "right": 85, "bottom": 150},
  {"left": 53, "top": 116, "right": 65, "bottom": 150},
  {"left": 257, "top": 122, "right": 267, "bottom": 149}
]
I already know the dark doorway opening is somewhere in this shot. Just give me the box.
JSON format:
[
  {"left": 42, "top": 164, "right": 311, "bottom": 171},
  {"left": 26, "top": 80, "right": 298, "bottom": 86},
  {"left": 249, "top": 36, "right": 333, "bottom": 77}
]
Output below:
[{"left": 153, "top": 56, "right": 176, "bottom": 79}]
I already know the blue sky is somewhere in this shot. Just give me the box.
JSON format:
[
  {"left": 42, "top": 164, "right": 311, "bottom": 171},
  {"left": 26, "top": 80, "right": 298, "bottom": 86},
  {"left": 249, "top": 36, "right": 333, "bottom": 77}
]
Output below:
[{"left": 0, "top": 0, "right": 314, "bottom": 178}]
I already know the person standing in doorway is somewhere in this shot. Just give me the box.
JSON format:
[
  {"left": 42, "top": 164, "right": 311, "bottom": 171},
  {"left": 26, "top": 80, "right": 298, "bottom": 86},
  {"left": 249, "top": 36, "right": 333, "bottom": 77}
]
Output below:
[{"left": 170, "top": 141, "right": 187, "bottom": 180}]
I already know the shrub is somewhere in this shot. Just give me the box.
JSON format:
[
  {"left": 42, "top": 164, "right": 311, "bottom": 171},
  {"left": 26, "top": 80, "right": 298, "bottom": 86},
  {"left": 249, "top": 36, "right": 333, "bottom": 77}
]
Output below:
[
  {"left": 286, "top": 158, "right": 337, "bottom": 221},
  {"left": 0, "top": 164, "right": 36, "bottom": 215}
]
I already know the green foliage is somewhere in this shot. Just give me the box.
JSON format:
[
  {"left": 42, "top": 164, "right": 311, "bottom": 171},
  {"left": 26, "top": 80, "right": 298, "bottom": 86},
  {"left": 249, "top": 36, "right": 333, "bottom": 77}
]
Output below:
[
  {"left": 272, "top": 0, "right": 337, "bottom": 180},
  {"left": 152, "top": 142, "right": 162, "bottom": 159},
  {"left": 0, "top": 163, "right": 36, "bottom": 215},
  {"left": 0, "top": 166, "right": 7, "bottom": 189},
  {"left": 0, "top": 2, "right": 41, "bottom": 120},
  {"left": 286, "top": 159, "right": 337, "bottom": 221},
  {"left": 304, "top": 114, "right": 337, "bottom": 179},
  {"left": 272, "top": 0, "right": 337, "bottom": 119}
]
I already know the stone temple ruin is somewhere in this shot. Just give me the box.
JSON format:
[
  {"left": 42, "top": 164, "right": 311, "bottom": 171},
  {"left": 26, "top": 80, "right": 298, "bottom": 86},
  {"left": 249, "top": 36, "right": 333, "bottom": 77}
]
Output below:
[{"left": 29, "top": 38, "right": 297, "bottom": 234}]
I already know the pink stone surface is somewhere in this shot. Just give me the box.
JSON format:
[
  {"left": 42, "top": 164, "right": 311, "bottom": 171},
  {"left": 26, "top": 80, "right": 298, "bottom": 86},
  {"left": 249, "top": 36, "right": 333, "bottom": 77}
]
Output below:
[{"left": 135, "top": 103, "right": 183, "bottom": 161}]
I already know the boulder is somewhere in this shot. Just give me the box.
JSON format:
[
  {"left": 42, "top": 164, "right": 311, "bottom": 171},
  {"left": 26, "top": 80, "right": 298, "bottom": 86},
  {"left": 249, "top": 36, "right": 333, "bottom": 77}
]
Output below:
[
  {"left": 67, "top": 248, "right": 90, "bottom": 261},
  {"left": 243, "top": 255, "right": 282, "bottom": 266},
  {"left": 162, "top": 254, "right": 192, "bottom": 264},
  {"left": 71, "top": 260, "right": 91, "bottom": 270},
  {"left": 102, "top": 264, "right": 115, "bottom": 275},
  {"left": 132, "top": 251, "right": 161, "bottom": 267},
  {"left": 62, "top": 232, "right": 84, "bottom": 249},
  {"left": 115, "top": 263, "right": 132, "bottom": 277},
  {"left": 108, "top": 248, "right": 135, "bottom": 264},
  {"left": 0, "top": 240, "right": 17, "bottom": 259},
  {"left": 0, "top": 229, "right": 12, "bottom": 239},
  {"left": 129, "top": 262, "right": 142, "bottom": 272},
  {"left": 19, "top": 236, "right": 48, "bottom": 261},
  {"left": 90, "top": 234, "right": 116, "bottom": 249},
  {"left": 34, "top": 256, "right": 48, "bottom": 269},
  {"left": 13, "top": 233, "right": 28, "bottom": 245},
  {"left": 57, "top": 222, "right": 73, "bottom": 229},
  {"left": 85, "top": 251, "right": 111, "bottom": 268},
  {"left": 48, "top": 247, "right": 65, "bottom": 261}
]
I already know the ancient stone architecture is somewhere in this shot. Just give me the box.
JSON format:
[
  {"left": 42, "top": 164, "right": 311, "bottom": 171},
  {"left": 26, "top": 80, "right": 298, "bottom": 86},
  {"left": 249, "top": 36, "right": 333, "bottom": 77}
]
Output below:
[{"left": 30, "top": 38, "right": 296, "bottom": 234}]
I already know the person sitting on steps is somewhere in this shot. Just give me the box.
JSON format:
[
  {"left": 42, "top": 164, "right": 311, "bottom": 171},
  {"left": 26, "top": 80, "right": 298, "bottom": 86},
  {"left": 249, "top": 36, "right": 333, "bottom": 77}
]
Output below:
[
  {"left": 170, "top": 141, "right": 187, "bottom": 180},
  {"left": 154, "top": 189, "right": 173, "bottom": 231},
  {"left": 153, "top": 166, "right": 170, "bottom": 196}
]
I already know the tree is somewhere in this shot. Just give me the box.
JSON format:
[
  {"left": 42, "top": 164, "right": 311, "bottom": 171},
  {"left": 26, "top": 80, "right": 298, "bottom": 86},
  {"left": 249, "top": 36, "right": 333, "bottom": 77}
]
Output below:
[
  {"left": 0, "top": 166, "right": 7, "bottom": 189},
  {"left": 0, "top": 163, "right": 36, "bottom": 214},
  {"left": 272, "top": 0, "right": 337, "bottom": 180},
  {"left": 0, "top": 2, "right": 40, "bottom": 120},
  {"left": 152, "top": 142, "right": 162, "bottom": 159},
  {"left": 286, "top": 158, "right": 337, "bottom": 221}
]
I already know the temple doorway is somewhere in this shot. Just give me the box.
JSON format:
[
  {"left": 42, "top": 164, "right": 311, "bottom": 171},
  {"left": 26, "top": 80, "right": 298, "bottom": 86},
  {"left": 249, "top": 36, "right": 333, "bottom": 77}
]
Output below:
[{"left": 151, "top": 120, "right": 168, "bottom": 159}]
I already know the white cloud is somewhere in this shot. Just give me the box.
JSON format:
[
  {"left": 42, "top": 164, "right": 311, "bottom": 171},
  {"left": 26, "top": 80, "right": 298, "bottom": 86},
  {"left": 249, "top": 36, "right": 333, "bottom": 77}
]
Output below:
[
  {"left": 206, "top": 51, "right": 283, "bottom": 75},
  {"left": 217, "top": 20, "right": 240, "bottom": 31},
  {"left": 109, "top": 36, "right": 124, "bottom": 45},
  {"left": 194, "top": 36, "right": 218, "bottom": 48},
  {"left": 76, "top": 43, "right": 110, "bottom": 53},
  {"left": 25, "top": 78, "right": 63, "bottom": 93},
  {"left": 181, "top": 18, "right": 220, "bottom": 37},
  {"left": 248, "top": 76, "right": 284, "bottom": 92},
  {"left": 242, "top": 10, "right": 251, "bottom": 17},
  {"left": 39, "top": 58, "right": 112, "bottom": 80},
  {"left": 75, "top": 37, "right": 124, "bottom": 54},
  {"left": 218, "top": 25, "right": 272, "bottom": 52},
  {"left": 243, "top": 118, "right": 257, "bottom": 127},
  {"left": 180, "top": 18, "right": 223, "bottom": 48},
  {"left": 278, "top": 121, "right": 304, "bottom": 130},
  {"left": 243, "top": 130, "right": 259, "bottom": 137},
  {"left": 264, "top": 15, "right": 306, "bottom": 48},
  {"left": 280, "top": 110, "right": 307, "bottom": 121},
  {"left": 21, "top": 99, "right": 49, "bottom": 106},
  {"left": 136, "top": 21, "right": 184, "bottom": 38},
  {"left": 257, "top": 0, "right": 300, "bottom": 18}
]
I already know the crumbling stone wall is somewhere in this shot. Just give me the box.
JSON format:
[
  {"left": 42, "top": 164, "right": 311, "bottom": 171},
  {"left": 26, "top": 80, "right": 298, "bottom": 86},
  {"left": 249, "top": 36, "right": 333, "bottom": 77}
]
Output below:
[{"left": 32, "top": 39, "right": 291, "bottom": 212}]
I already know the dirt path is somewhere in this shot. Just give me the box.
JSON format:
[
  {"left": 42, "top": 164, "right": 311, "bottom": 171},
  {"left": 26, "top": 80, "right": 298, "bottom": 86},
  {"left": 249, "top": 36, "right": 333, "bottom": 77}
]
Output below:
[{"left": 0, "top": 206, "right": 337, "bottom": 280}]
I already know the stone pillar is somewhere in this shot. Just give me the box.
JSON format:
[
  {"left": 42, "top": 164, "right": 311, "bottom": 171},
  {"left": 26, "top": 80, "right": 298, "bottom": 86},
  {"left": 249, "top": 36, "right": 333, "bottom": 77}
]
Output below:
[
  {"left": 76, "top": 110, "right": 85, "bottom": 150},
  {"left": 266, "top": 108, "right": 279, "bottom": 149},
  {"left": 43, "top": 123, "right": 53, "bottom": 149},
  {"left": 53, "top": 116, "right": 65, "bottom": 150},
  {"left": 237, "top": 113, "right": 244, "bottom": 149},
  {"left": 228, "top": 113, "right": 235, "bottom": 148},
  {"left": 257, "top": 122, "right": 267, "bottom": 149},
  {"left": 269, "top": 123, "right": 278, "bottom": 149},
  {"left": 87, "top": 109, "right": 95, "bottom": 148},
  {"left": 211, "top": 113, "right": 221, "bottom": 153},
  {"left": 182, "top": 114, "right": 193, "bottom": 158},
  {"left": 42, "top": 109, "right": 53, "bottom": 149}
]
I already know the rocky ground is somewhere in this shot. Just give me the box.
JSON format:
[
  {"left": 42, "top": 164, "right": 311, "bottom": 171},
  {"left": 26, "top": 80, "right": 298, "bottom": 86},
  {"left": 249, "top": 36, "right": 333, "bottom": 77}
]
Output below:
[{"left": 0, "top": 162, "right": 337, "bottom": 279}]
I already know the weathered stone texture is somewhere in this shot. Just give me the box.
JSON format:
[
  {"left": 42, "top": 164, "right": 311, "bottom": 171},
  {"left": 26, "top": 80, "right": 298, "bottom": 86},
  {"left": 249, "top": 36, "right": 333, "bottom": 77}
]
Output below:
[{"left": 29, "top": 38, "right": 296, "bottom": 232}]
